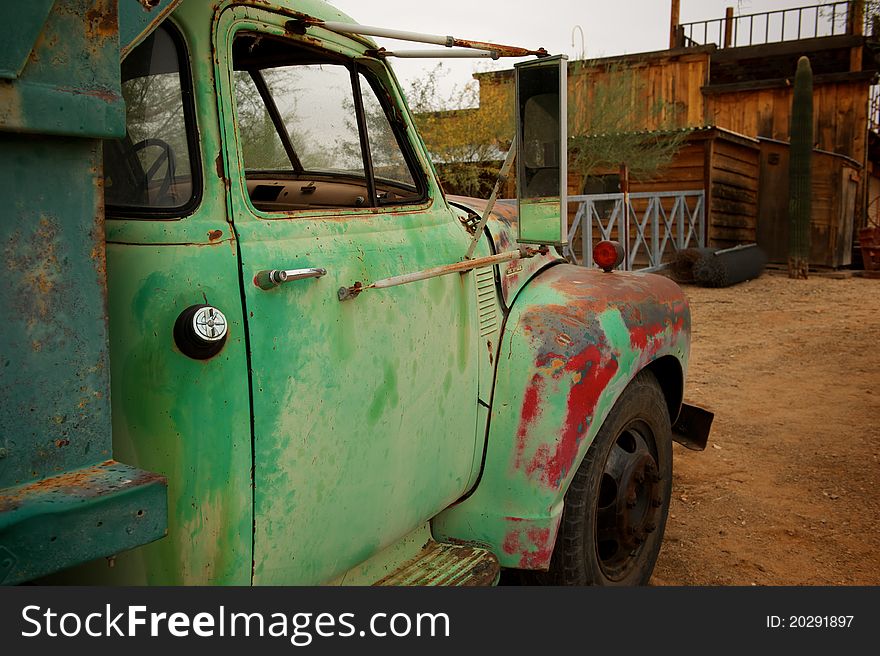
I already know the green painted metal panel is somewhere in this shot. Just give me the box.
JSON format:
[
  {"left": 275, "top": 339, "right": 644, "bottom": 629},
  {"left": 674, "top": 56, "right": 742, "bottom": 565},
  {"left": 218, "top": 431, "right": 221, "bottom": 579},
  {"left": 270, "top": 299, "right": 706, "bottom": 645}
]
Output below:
[
  {"left": 54, "top": 4, "right": 254, "bottom": 585},
  {"left": 119, "top": 0, "right": 182, "bottom": 59},
  {"left": 519, "top": 198, "right": 564, "bottom": 244},
  {"left": 0, "top": 0, "right": 125, "bottom": 139},
  {"left": 0, "top": 1, "right": 167, "bottom": 584},
  {"left": 0, "top": 461, "right": 166, "bottom": 585},
  {"left": 97, "top": 241, "right": 253, "bottom": 585},
  {"left": 214, "top": 5, "right": 481, "bottom": 584},
  {"left": 0, "top": 0, "right": 55, "bottom": 80},
  {"left": 50, "top": 240, "right": 254, "bottom": 585},
  {"left": 0, "top": 135, "right": 113, "bottom": 488}
]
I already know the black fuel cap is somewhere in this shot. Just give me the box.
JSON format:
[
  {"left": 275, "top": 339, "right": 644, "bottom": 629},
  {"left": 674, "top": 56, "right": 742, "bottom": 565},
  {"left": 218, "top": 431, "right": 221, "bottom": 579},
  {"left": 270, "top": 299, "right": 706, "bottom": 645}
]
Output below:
[{"left": 174, "top": 304, "right": 228, "bottom": 360}]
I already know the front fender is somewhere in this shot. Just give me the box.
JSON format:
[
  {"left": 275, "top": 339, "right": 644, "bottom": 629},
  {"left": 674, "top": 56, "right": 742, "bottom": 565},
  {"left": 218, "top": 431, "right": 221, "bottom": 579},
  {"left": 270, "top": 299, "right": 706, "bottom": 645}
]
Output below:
[{"left": 433, "top": 264, "right": 690, "bottom": 569}]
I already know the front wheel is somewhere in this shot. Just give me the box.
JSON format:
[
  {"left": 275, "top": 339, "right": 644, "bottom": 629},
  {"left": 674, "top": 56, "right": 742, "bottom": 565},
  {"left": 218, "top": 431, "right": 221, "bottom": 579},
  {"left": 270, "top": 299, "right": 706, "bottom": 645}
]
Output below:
[{"left": 547, "top": 369, "right": 673, "bottom": 586}]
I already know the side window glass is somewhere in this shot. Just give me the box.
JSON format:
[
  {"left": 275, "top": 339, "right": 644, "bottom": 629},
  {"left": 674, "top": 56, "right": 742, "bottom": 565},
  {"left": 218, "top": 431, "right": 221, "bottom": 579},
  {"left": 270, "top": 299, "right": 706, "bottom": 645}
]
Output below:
[
  {"left": 359, "top": 73, "right": 417, "bottom": 191},
  {"left": 233, "top": 70, "right": 291, "bottom": 170},
  {"left": 231, "top": 34, "right": 423, "bottom": 212},
  {"left": 103, "top": 23, "right": 199, "bottom": 215},
  {"left": 261, "top": 65, "right": 365, "bottom": 175}
]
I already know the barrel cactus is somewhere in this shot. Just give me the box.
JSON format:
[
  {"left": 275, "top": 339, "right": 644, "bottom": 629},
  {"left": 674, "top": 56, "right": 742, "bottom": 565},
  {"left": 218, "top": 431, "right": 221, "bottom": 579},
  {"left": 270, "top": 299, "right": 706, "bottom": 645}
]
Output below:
[{"left": 788, "top": 56, "right": 813, "bottom": 279}]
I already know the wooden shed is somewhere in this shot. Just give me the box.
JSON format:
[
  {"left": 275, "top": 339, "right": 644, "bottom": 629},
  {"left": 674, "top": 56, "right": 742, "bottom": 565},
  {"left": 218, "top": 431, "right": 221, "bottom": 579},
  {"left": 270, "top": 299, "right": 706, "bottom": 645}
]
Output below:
[
  {"left": 568, "top": 126, "right": 760, "bottom": 261},
  {"left": 757, "top": 138, "right": 860, "bottom": 268}
]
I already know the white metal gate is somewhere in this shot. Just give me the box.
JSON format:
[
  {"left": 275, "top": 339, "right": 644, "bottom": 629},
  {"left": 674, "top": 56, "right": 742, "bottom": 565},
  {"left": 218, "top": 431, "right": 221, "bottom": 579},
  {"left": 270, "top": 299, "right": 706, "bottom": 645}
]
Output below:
[{"left": 566, "top": 190, "right": 706, "bottom": 270}]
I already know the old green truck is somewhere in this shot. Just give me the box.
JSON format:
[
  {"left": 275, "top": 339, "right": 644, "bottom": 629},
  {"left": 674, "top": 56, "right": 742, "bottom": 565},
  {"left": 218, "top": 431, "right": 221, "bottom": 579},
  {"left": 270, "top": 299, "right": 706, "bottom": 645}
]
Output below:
[{"left": 0, "top": 0, "right": 709, "bottom": 586}]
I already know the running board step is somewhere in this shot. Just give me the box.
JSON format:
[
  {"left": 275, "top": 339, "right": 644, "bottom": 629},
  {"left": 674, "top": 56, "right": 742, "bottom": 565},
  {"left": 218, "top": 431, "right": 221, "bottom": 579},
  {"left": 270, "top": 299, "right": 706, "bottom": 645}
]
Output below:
[{"left": 373, "top": 540, "right": 499, "bottom": 586}]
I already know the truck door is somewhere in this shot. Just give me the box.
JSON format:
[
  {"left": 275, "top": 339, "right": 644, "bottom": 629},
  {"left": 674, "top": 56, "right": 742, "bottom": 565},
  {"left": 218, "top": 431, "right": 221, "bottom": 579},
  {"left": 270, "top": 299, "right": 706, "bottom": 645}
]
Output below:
[{"left": 214, "top": 7, "right": 481, "bottom": 584}]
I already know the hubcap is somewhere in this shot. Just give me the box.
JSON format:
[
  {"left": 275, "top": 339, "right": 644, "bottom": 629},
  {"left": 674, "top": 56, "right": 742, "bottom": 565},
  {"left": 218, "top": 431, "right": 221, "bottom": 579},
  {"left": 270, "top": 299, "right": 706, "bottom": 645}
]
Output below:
[{"left": 594, "top": 422, "right": 663, "bottom": 581}]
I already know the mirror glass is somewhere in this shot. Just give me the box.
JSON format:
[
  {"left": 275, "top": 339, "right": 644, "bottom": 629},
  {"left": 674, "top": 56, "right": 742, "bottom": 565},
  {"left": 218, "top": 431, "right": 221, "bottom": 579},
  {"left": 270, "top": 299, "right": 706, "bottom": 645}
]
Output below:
[{"left": 516, "top": 56, "right": 567, "bottom": 246}]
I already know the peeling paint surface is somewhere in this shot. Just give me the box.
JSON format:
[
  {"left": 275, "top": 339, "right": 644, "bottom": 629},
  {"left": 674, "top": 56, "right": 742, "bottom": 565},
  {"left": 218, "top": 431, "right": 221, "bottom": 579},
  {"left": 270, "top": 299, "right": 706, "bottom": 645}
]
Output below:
[
  {"left": 501, "top": 516, "right": 557, "bottom": 570},
  {"left": 38, "top": 0, "right": 252, "bottom": 585},
  {"left": 435, "top": 264, "right": 689, "bottom": 569},
  {"left": 0, "top": 461, "right": 163, "bottom": 514}
]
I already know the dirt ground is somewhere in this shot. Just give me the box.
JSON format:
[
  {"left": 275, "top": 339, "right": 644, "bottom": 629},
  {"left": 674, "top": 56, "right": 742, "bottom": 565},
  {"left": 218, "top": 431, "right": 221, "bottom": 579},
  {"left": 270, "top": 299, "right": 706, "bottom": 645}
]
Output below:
[{"left": 651, "top": 271, "right": 880, "bottom": 585}]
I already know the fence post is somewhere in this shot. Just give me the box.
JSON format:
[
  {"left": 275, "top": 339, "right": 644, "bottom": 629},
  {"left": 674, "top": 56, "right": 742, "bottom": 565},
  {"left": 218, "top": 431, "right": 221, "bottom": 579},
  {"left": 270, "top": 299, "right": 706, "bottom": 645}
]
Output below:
[
  {"left": 724, "top": 7, "right": 734, "bottom": 47},
  {"left": 620, "top": 163, "right": 630, "bottom": 270},
  {"left": 585, "top": 200, "right": 593, "bottom": 268},
  {"left": 670, "top": 0, "right": 681, "bottom": 47},
  {"left": 699, "top": 192, "right": 706, "bottom": 247},
  {"left": 848, "top": 0, "right": 864, "bottom": 36},
  {"left": 679, "top": 194, "right": 687, "bottom": 250},
  {"left": 849, "top": 1, "right": 864, "bottom": 72}
]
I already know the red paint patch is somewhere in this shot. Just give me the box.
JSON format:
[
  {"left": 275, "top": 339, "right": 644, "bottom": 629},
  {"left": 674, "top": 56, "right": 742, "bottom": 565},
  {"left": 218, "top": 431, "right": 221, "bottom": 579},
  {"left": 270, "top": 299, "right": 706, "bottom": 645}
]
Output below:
[
  {"left": 502, "top": 530, "right": 520, "bottom": 555},
  {"left": 514, "top": 374, "right": 545, "bottom": 467},
  {"left": 519, "top": 527, "right": 553, "bottom": 569},
  {"left": 526, "top": 344, "right": 619, "bottom": 487},
  {"left": 630, "top": 314, "right": 686, "bottom": 356},
  {"left": 503, "top": 520, "right": 555, "bottom": 569},
  {"left": 630, "top": 323, "right": 663, "bottom": 351}
]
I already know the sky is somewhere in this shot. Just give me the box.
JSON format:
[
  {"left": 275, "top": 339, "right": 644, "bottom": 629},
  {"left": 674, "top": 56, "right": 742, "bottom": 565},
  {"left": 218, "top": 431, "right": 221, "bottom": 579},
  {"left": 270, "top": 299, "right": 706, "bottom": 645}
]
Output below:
[{"left": 327, "top": 1, "right": 839, "bottom": 101}]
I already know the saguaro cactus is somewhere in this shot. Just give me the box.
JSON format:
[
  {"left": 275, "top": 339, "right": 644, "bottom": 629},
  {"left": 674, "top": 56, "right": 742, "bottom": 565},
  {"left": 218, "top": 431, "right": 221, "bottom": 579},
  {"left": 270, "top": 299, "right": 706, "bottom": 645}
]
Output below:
[{"left": 788, "top": 56, "right": 813, "bottom": 279}]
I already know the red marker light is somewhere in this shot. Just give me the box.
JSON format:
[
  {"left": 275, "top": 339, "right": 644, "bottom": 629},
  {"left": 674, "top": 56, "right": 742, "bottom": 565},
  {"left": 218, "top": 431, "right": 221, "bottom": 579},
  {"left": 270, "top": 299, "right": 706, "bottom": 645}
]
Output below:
[{"left": 593, "top": 240, "right": 625, "bottom": 272}]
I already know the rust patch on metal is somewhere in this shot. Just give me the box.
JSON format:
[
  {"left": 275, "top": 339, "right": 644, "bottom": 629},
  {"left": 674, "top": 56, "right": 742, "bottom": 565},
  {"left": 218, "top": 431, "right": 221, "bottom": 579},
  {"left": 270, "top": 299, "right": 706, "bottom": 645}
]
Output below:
[
  {"left": 54, "top": 86, "right": 121, "bottom": 104},
  {"left": 0, "top": 461, "right": 166, "bottom": 513},
  {"left": 85, "top": 3, "right": 118, "bottom": 40},
  {"left": 90, "top": 205, "right": 108, "bottom": 280},
  {"left": 208, "top": 229, "right": 223, "bottom": 241},
  {"left": 451, "top": 37, "right": 547, "bottom": 58},
  {"left": 372, "top": 541, "right": 500, "bottom": 586},
  {"left": 4, "top": 216, "right": 61, "bottom": 331}
]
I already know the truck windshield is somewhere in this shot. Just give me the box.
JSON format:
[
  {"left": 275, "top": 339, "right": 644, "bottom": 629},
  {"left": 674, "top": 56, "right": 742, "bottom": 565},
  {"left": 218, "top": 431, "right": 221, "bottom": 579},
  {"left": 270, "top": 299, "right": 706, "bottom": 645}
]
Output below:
[{"left": 232, "top": 34, "right": 422, "bottom": 211}]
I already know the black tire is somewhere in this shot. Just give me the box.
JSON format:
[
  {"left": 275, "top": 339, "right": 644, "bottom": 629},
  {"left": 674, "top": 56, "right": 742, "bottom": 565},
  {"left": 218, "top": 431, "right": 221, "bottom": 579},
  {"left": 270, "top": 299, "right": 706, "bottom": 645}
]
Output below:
[{"left": 546, "top": 369, "right": 672, "bottom": 586}]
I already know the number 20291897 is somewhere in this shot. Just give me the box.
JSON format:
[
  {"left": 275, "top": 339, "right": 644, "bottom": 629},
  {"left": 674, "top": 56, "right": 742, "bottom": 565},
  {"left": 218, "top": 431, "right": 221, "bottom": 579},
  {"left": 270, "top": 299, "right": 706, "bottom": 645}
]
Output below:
[{"left": 766, "top": 616, "right": 854, "bottom": 628}]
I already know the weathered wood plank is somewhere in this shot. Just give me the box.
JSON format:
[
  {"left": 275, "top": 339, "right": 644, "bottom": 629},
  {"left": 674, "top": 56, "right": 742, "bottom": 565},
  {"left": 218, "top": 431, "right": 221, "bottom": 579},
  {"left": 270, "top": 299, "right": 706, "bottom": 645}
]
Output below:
[
  {"left": 712, "top": 168, "right": 759, "bottom": 189},
  {"left": 712, "top": 183, "right": 758, "bottom": 204}
]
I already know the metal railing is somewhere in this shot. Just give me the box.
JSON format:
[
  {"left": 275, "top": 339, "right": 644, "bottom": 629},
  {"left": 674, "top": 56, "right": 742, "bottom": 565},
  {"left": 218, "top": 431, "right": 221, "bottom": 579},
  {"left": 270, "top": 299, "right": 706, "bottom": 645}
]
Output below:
[
  {"left": 566, "top": 191, "right": 706, "bottom": 270},
  {"left": 678, "top": 1, "right": 862, "bottom": 49}
]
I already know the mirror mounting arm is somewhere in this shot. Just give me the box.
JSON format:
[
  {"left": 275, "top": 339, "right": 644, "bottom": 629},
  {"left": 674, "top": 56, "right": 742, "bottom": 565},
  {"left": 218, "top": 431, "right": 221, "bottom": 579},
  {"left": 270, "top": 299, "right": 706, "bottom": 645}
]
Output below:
[{"left": 464, "top": 135, "right": 517, "bottom": 260}]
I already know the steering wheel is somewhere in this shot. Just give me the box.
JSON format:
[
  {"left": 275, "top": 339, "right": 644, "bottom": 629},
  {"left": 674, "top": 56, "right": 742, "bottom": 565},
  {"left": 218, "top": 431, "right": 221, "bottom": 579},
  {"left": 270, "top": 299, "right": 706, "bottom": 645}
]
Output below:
[{"left": 131, "top": 138, "right": 177, "bottom": 204}]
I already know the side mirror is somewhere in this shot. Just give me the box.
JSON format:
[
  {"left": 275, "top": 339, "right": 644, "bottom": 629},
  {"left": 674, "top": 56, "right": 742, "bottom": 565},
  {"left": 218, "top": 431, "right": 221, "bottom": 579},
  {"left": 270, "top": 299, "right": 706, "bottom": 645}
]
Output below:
[{"left": 515, "top": 55, "right": 568, "bottom": 246}]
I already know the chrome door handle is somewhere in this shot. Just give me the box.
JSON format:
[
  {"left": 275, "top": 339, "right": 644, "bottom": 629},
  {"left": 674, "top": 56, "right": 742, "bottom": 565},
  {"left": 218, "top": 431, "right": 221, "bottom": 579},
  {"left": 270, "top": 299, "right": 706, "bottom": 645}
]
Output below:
[{"left": 254, "top": 267, "right": 327, "bottom": 290}]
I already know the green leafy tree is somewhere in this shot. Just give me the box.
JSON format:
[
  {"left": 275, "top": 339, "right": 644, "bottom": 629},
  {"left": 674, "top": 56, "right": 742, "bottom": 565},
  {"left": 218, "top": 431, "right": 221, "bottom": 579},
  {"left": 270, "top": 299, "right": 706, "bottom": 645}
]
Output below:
[
  {"left": 407, "top": 64, "right": 513, "bottom": 197},
  {"left": 568, "top": 60, "right": 687, "bottom": 182}
]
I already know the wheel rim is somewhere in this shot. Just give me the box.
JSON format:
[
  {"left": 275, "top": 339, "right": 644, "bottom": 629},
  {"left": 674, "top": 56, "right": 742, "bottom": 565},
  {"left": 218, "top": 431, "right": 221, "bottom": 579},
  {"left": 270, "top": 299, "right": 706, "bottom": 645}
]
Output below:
[{"left": 594, "top": 419, "right": 664, "bottom": 581}]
